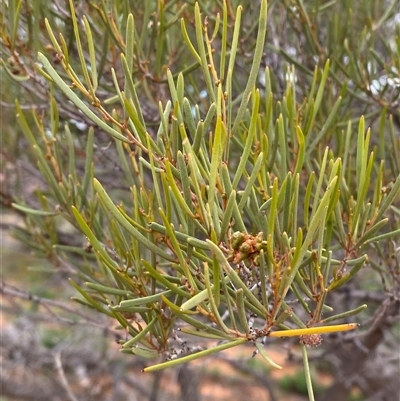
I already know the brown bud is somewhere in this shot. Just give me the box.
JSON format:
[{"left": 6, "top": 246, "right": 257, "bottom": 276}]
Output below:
[{"left": 300, "top": 334, "right": 323, "bottom": 347}]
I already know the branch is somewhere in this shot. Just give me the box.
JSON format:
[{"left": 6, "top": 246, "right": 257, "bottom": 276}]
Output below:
[{"left": 1, "top": 281, "right": 121, "bottom": 338}]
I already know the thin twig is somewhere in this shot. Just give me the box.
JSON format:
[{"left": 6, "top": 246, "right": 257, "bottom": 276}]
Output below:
[
  {"left": 1, "top": 281, "right": 120, "bottom": 337},
  {"left": 54, "top": 351, "right": 80, "bottom": 401},
  {"left": 0, "top": 100, "right": 48, "bottom": 109}
]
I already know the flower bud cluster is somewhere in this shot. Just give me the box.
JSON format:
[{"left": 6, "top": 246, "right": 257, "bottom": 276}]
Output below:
[{"left": 227, "top": 231, "right": 268, "bottom": 265}]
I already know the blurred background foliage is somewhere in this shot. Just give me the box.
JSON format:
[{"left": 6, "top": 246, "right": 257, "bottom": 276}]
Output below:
[{"left": 1, "top": 1, "right": 399, "bottom": 400}]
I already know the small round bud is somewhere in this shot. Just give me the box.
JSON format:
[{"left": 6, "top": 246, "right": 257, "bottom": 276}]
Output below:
[
  {"left": 300, "top": 334, "right": 323, "bottom": 347},
  {"left": 232, "top": 231, "right": 246, "bottom": 249},
  {"left": 239, "top": 242, "right": 251, "bottom": 254}
]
